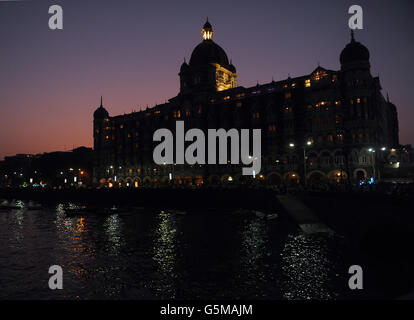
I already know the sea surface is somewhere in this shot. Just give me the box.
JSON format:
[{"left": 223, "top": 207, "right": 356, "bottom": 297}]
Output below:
[{"left": 0, "top": 200, "right": 350, "bottom": 300}]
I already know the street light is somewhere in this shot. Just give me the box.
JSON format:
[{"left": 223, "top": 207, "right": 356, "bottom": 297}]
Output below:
[
  {"left": 289, "top": 140, "right": 313, "bottom": 188},
  {"left": 368, "top": 147, "right": 376, "bottom": 181}
]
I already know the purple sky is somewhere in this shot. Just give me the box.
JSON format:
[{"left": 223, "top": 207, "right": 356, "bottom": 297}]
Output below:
[{"left": 0, "top": 0, "right": 413, "bottom": 160}]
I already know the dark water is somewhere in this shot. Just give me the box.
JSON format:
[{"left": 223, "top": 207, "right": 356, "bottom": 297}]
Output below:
[{"left": 0, "top": 200, "right": 349, "bottom": 300}]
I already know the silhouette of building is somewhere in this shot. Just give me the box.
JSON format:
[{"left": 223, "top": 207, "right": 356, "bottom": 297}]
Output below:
[
  {"left": 93, "top": 20, "right": 399, "bottom": 187},
  {"left": 0, "top": 147, "right": 93, "bottom": 188}
]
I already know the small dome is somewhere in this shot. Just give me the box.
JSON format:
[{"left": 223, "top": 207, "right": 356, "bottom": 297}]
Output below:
[
  {"left": 203, "top": 20, "right": 212, "bottom": 30},
  {"left": 180, "top": 61, "right": 190, "bottom": 72},
  {"left": 189, "top": 40, "right": 230, "bottom": 67},
  {"left": 94, "top": 106, "right": 109, "bottom": 119},
  {"left": 340, "top": 31, "right": 370, "bottom": 65},
  {"left": 94, "top": 97, "right": 109, "bottom": 119}
]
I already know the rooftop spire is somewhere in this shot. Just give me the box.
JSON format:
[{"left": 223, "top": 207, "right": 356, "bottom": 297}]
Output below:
[
  {"left": 351, "top": 29, "right": 355, "bottom": 43},
  {"left": 100, "top": 96, "right": 103, "bottom": 107}
]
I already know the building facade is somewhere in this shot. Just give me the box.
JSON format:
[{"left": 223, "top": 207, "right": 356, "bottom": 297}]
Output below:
[{"left": 93, "top": 21, "right": 399, "bottom": 188}]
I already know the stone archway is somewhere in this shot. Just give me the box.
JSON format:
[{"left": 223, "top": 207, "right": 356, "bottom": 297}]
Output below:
[
  {"left": 267, "top": 172, "right": 282, "bottom": 186},
  {"left": 183, "top": 176, "right": 193, "bottom": 186},
  {"left": 221, "top": 175, "right": 234, "bottom": 184},
  {"left": 142, "top": 176, "right": 152, "bottom": 187},
  {"left": 99, "top": 178, "right": 107, "bottom": 187},
  {"left": 353, "top": 168, "right": 367, "bottom": 181},
  {"left": 194, "top": 176, "right": 204, "bottom": 186},
  {"left": 307, "top": 170, "right": 326, "bottom": 185},
  {"left": 133, "top": 177, "right": 141, "bottom": 188},
  {"left": 284, "top": 172, "right": 300, "bottom": 186},
  {"left": 208, "top": 175, "right": 220, "bottom": 186},
  {"left": 160, "top": 176, "right": 170, "bottom": 186},
  {"left": 125, "top": 177, "right": 133, "bottom": 188},
  {"left": 328, "top": 170, "right": 348, "bottom": 184},
  {"left": 173, "top": 176, "right": 183, "bottom": 185}
]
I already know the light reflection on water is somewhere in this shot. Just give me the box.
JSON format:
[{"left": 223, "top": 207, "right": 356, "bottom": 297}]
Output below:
[
  {"left": 280, "top": 233, "right": 344, "bottom": 300},
  {"left": 0, "top": 201, "right": 348, "bottom": 299},
  {"left": 239, "top": 218, "right": 270, "bottom": 297},
  {"left": 149, "top": 211, "right": 180, "bottom": 298},
  {"left": 103, "top": 214, "right": 124, "bottom": 255}
]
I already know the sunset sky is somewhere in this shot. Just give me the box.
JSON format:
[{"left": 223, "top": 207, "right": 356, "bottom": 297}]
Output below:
[{"left": 0, "top": 0, "right": 413, "bottom": 160}]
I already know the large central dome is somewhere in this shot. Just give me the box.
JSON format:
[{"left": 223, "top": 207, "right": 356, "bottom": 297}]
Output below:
[
  {"left": 179, "top": 19, "right": 237, "bottom": 93},
  {"left": 189, "top": 40, "right": 230, "bottom": 67}
]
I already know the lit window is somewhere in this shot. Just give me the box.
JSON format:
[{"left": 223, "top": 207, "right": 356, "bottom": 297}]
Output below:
[
  {"left": 337, "top": 133, "right": 344, "bottom": 141},
  {"left": 223, "top": 96, "right": 230, "bottom": 100},
  {"left": 305, "top": 79, "right": 311, "bottom": 87},
  {"left": 285, "top": 92, "right": 292, "bottom": 99}
]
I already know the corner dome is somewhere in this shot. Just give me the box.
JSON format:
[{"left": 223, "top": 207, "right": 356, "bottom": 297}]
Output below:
[
  {"left": 340, "top": 30, "right": 370, "bottom": 65},
  {"left": 180, "top": 61, "right": 190, "bottom": 73},
  {"left": 94, "top": 97, "right": 109, "bottom": 119}
]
